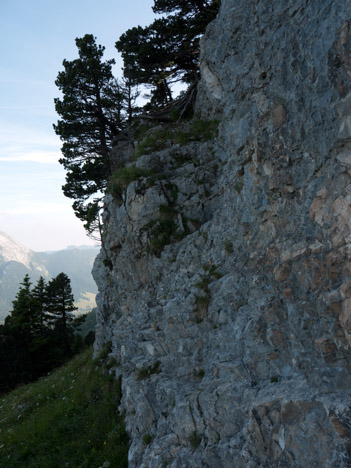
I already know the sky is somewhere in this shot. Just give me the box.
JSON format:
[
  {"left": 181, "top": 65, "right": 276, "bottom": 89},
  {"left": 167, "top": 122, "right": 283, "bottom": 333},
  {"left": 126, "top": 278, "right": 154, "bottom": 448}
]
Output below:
[{"left": 0, "top": 0, "right": 155, "bottom": 251}]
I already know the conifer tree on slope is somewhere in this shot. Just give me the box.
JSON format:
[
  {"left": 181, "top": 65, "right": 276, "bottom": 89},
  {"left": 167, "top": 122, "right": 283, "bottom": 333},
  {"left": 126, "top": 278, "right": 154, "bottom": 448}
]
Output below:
[
  {"left": 6, "top": 275, "right": 46, "bottom": 346},
  {"left": 0, "top": 276, "right": 34, "bottom": 388},
  {"left": 0, "top": 274, "right": 84, "bottom": 392},
  {"left": 7, "top": 274, "right": 33, "bottom": 336},
  {"left": 53, "top": 34, "right": 126, "bottom": 235},
  {"left": 46, "top": 273, "right": 78, "bottom": 357},
  {"left": 31, "top": 276, "right": 48, "bottom": 335},
  {"left": 2, "top": 275, "right": 46, "bottom": 384}
]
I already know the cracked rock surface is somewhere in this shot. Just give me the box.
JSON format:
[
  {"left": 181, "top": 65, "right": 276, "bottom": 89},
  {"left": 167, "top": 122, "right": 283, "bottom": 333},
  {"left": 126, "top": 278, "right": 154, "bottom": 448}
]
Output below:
[{"left": 93, "top": 0, "right": 351, "bottom": 466}]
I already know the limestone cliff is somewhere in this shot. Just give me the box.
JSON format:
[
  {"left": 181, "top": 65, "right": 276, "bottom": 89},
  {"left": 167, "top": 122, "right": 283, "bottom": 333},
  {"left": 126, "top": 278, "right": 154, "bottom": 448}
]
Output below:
[{"left": 93, "top": 0, "right": 351, "bottom": 466}]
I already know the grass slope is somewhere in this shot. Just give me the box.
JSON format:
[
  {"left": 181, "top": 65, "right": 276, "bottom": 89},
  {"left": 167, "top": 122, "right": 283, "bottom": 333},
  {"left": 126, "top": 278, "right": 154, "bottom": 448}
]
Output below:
[{"left": 0, "top": 348, "right": 129, "bottom": 468}]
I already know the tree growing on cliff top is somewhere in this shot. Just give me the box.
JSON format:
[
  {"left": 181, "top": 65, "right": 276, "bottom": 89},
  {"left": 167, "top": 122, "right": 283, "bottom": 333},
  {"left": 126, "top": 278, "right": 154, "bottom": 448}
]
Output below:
[
  {"left": 53, "top": 34, "right": 126, "bottom": 234},
  {"left": 53, "top": 3, "right": 219, "bottom": 236},
  {"left": 116, "top": 0, "right": 220, "bottom": 106}
]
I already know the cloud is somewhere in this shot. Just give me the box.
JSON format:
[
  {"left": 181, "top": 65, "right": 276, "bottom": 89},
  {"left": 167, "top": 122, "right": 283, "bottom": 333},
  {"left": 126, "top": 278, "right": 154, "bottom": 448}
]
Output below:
[
  {"left": 0, "top": 77, "right": 50, "bottom": 87},
  {"left": 0, "top": 210, "right": 94, "bottom": 252},
  {"left": 0, "top": 105, "right": 57, "bottom": 120},
  {"left": 0, "top": 127, "right": 59, "bottom": 149},
  {"left": 0, "top": 119, "right": 61, "bottom": 164},
  {"left": 0, "top": 201, "right": 71, "bottom": 216},
  {"left": 0, "top": 151, "right": 60, "bottom": 164}
]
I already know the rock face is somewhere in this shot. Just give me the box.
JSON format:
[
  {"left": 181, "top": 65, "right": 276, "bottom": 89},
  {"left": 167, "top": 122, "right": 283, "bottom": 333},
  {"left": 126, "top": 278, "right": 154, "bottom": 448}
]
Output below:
[{"left": 93, "top": 1, "right": 351, "bottom": 466}]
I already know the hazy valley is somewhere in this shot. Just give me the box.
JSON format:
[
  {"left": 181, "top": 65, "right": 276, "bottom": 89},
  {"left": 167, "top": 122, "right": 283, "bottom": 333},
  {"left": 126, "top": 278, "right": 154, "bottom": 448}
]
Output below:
[{"left": 0, "top": 231, "right": 98, "bottom": 322}]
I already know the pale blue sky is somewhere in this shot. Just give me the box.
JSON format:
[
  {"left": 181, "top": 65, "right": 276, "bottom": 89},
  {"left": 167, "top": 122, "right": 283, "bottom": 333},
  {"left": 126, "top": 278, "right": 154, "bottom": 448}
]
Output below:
[{"left": 0, "top": 0, "right": 154, "bottom": 251}]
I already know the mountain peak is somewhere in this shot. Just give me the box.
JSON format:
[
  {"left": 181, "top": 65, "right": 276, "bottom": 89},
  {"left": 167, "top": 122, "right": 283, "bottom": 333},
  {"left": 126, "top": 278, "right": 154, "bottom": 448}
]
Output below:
[{"left": 0, "top": 231, "right": 33, "bottom": 269}]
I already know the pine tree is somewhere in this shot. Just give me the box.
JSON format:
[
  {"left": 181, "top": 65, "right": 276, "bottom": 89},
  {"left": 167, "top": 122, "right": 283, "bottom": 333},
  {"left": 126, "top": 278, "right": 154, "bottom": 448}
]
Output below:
[
  {"left": 116, "top": 21, "right": 175, "bottom": 107},
  {"left": 120, "top": 74, "right": 141, "bottom": 123},
  {"left": 8, "top": 275, "right": 35, "bottom": 339},
  {"left": 116, "top": 0, "right": 220, "bottom": 107},
  {"left": 53, "top": 34, "right": 126, "bottom": 235},
  {"left": 46, "top": 273, "right": 78, "bottom": 357},
  {"left": 0, "top": 273, "right": 88, "bottom": 393},
  {"left": 2, "top": 275, "right": 45, "bottom": 385},
  {"left": 31, "top": 276, "right": 48, "bottom": 335}
]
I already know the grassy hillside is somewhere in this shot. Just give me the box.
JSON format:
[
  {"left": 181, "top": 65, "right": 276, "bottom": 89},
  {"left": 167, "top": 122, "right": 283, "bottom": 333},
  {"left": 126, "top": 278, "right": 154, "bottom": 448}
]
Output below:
[{"left": 0, "top": 347, "right": 129, "bottom": 468}]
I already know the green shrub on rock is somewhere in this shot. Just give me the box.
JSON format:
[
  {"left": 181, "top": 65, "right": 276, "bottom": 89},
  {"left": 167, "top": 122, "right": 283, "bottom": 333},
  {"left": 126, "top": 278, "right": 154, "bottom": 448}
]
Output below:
[{"left": 107, "top": 165, "right": 151, "bottom": 201}]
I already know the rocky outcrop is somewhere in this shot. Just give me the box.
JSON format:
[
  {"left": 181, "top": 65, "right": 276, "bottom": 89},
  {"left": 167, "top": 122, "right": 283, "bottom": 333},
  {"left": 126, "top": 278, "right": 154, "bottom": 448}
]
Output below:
[{"left": 93, "top": 1, "right": 351, "bottom": 466}]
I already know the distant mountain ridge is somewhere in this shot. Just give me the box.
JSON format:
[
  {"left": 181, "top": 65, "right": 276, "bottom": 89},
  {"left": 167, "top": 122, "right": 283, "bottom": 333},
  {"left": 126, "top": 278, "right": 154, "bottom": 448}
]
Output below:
[
  {"left": 0, "top": 231, "right": 99, "bottom": 322},
  {"left": 0, "top": 231, "right": 48, "bottom": 273}
]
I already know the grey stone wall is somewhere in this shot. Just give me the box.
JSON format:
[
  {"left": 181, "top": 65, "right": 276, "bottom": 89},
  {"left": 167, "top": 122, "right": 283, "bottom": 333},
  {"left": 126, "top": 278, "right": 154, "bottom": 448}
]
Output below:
[{"left": 93, "top": 1, "right": 351, "bottom": 466}]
